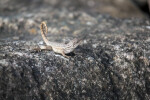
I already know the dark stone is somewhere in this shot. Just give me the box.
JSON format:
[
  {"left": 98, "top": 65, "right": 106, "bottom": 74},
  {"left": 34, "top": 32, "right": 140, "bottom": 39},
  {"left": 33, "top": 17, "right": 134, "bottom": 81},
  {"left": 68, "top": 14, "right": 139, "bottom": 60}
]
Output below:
[{"left": 0, "top": 0, "right": 150, "bottom": 100}]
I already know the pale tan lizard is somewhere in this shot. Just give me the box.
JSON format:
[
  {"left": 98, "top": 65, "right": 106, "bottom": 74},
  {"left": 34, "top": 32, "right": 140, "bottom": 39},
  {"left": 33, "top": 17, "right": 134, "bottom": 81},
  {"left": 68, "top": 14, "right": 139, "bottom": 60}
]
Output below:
[{"left": 34, "top": 22, "right": 81, "bottom": 58}]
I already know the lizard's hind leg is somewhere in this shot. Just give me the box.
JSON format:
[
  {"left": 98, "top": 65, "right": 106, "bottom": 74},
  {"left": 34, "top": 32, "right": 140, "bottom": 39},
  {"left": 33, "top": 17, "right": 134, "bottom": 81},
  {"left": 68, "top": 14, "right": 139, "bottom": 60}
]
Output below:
[
  {"left": 32, "top": 45, "right": 52, "bottom": 52},
  {"left": 39, "top": 45, "right": 52, "bottom": 50}
]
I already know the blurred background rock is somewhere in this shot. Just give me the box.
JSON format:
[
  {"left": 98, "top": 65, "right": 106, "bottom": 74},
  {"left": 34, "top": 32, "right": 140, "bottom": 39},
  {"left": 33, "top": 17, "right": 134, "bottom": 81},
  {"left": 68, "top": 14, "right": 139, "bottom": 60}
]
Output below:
[{"left": 0, "top": 0, "right": 149, "bottom": 18}]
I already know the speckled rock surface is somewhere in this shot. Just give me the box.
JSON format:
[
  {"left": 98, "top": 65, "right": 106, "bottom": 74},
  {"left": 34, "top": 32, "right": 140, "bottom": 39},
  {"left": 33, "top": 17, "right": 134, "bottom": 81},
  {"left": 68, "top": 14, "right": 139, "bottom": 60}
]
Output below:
[{"left": 0, "top": 0, "right": 150, "bottom": 100}]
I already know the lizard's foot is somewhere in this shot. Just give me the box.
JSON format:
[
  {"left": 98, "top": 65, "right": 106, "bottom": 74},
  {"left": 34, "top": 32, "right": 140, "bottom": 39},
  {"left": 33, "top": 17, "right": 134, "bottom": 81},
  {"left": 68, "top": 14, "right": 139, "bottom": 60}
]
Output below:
[{"left": 31, "top": 47, "right": 41, "bottom": 52}]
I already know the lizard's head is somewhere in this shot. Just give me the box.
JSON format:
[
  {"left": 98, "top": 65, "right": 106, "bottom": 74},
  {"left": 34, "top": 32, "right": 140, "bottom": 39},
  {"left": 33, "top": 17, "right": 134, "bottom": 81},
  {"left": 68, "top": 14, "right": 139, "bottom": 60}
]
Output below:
[{"left": 64, "top": 38, "right": 81, "bottom": 54}]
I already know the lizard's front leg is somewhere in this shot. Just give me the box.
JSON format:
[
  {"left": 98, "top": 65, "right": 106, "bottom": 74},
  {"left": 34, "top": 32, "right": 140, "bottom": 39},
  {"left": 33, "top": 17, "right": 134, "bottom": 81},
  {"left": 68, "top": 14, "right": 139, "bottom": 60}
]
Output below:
[{"left": 61, "top": 51, "right": 69, "bottom": 58}]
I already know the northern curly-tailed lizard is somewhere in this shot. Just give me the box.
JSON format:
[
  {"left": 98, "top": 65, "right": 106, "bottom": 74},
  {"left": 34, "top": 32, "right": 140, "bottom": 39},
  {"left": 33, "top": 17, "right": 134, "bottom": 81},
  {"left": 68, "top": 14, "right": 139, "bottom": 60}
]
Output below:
[{"left": 34, "top": 22, "right": 81, "bottom": 58}]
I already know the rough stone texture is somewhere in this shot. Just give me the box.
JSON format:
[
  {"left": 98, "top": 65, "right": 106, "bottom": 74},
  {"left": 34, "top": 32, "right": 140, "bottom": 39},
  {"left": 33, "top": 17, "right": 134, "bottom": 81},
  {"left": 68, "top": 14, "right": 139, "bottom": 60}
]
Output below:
[{"left": 0, "top": 0, "right": 150, "bottom": 100}]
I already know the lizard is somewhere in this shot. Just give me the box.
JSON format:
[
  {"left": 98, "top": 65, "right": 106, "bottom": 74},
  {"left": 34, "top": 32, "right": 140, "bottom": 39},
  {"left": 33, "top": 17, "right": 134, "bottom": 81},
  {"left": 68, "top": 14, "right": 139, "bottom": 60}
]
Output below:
[{"left": 34, "top": 21, "right": 81, "bottom": 58}]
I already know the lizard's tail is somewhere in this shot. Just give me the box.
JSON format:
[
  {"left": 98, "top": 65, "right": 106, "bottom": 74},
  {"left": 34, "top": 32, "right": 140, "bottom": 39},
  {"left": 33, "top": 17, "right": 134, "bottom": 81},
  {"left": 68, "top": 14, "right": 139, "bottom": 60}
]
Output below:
[{"left": 40, "top": 22, "right": 50, "bottom": 45}]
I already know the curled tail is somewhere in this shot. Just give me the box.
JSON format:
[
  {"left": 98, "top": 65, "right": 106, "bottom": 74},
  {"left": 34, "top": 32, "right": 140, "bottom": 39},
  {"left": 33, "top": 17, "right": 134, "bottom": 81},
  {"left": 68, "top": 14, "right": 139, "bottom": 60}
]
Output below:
[{"left": 40, "top": 22, "right": 50, "bottom": 45}]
